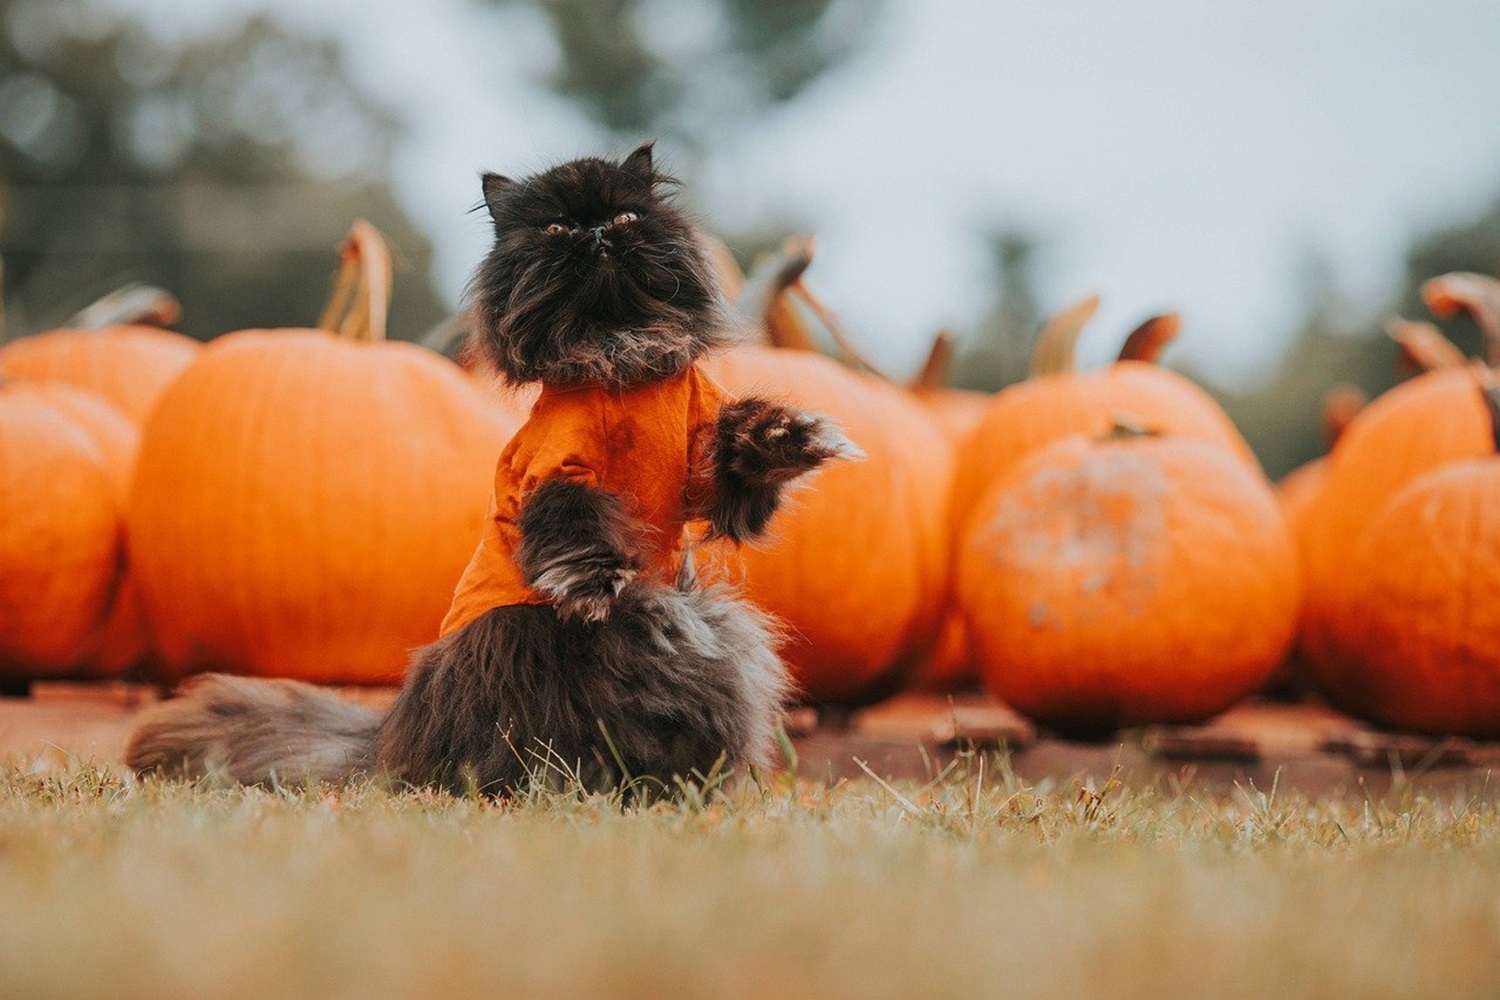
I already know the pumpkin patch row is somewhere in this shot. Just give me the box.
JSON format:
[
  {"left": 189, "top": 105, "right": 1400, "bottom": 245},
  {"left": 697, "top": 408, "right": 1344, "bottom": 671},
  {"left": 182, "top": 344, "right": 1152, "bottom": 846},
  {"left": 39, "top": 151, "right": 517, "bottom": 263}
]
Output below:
[
  {"left": 0, "top": 293, "right": 201, "bottom": 683},
  {"left": 3, "top": 221, "right": 1499, "bottom": 741},
  {"left": 735, "top": 245, "right": 1299, "bottom": 724},
  {"left": 1291, "top": 273, "right": 1500, "bottom": 737}
]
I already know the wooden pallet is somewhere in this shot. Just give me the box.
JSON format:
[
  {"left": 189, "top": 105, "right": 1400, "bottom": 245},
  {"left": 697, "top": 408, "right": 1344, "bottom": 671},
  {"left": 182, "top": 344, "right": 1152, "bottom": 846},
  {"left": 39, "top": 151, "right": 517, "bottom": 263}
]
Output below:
[{"left": 3, "top": 682, "right": 1498, "bottom": 795}]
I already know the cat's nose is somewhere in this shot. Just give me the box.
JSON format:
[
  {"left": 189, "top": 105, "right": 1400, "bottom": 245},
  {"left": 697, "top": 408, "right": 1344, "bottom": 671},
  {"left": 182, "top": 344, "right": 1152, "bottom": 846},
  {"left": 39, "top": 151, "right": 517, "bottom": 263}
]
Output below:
[{"left": 589, "top": 226, "right": 612, "bottom": 252}]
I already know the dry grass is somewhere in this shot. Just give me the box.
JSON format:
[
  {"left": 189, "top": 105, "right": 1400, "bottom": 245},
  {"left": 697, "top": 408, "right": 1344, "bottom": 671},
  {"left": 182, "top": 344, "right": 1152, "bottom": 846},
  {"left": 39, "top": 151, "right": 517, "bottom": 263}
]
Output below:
[{"left": 1, "top": 751, "right": 1498, "bottom": 999}]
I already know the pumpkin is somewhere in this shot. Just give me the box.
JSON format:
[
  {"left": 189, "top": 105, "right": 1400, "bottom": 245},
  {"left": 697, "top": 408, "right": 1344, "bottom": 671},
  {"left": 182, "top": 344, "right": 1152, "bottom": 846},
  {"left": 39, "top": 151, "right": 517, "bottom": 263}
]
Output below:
[
  {"left": 709, "top": 242, "right": 960, "bottom": 701},
  {"left": 13, "top": 383, "right": 152, "bottom": 677},
  {"left": 1279, "top": 321, "right": 1457, "bottom": 530},
  {"left": 127, "top": 222, "right": 523, "bottom": 685},
  {"left": 1319, "top": 368, "right": 1500, "bottom": 735},
  {"left": 950, "top": 300, "right": 1260, "bottom": 532},
  {"left": 704, "top": 345, "right": 951, "bottom": 703},
  {"left": 1296, "top": 276, "right": 1500, "bottom": 677},
  {"left": 0, "top": 286, "right": 200, "bottom": 424},
  {"left": 908, "top": 331, "right": 990, "bottom": 444},
  {"left": 901, "top": 331, "right": 989, "bottom": 691},
  {"left": 957, "top": 422, "right": 1300, "bottom": 733},
  {"left": 1275, "top": 383, "right": 1368, "bottom": 531},
  {"left": 0, "top": 380, "right": 124, "bottom": 681}
]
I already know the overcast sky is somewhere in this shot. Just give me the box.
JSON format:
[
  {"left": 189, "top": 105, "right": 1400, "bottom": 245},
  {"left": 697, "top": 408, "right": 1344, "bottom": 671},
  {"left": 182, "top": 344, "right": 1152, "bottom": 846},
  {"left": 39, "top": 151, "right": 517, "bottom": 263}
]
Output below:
[{"left": 132, "top": 0, "right": 1500, "bottom": 385}]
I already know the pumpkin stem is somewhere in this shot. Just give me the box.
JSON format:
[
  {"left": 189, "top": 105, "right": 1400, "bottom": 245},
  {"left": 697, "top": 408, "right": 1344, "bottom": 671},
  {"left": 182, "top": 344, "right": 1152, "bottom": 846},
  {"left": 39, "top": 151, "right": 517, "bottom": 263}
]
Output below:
[
  {"left": 1030, "top": 295, "right": 1101, "bottom": 377},
  {"left": 66, "top": 284, "right": 182, "bottom": 330},
  {"left": 317, "top": 220, "right": 392, "bottom": 342},
  {"left": 1105, "top": 413, "right": 1160, "bottom": 439},
  {"left": 736, "top": 235, "right": 815, "bottom": 347},
  {"left": 1319, "top": 384, "right": 1367, "bottom": 450},
  {"left": 745, "top": 234, "right": 895, "bottom": 380},
  {"left": 1422, "top": 272, "right": 1500, "bottom": 367},
  {"left": 703, "top": 235, "right": 746, "bottom": 300},
  {"left": 1116, "top": 313, "right": 1180, "bottom": 364},
  {"left": 1472, "top": 361, "right": 1500, "bottom": 453},
  {"left": 912, "top": 330, "right": 957, "bottom": 390},
  {"left": 790, "top": 280, "right": 894, "bottom": 380},
  {"left": 1388, "top": 318, "right": 1466, "bottom": 374}
]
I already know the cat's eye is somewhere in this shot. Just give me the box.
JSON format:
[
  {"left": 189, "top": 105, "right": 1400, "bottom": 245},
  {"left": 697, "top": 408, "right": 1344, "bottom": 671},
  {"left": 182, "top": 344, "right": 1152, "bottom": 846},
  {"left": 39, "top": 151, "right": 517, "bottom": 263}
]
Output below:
[
  {"left": 544, "top": 222, "right": 571, "bottom": 236},
  {"left": 613, "top": 211, "right": 640, "bottom": 226}
]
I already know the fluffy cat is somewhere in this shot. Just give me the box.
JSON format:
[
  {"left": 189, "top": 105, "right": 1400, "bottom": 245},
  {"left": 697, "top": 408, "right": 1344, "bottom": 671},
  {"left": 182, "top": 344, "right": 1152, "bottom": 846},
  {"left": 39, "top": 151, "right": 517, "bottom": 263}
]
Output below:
[{"left": 125, "top": 143, "right": 855, "bottom": 798}]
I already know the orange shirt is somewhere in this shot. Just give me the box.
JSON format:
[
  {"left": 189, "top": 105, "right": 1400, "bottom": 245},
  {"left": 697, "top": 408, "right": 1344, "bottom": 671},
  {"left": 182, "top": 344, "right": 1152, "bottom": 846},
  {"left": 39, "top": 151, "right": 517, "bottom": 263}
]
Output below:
[{"left": 439, "top": 366, "right": 727, "bottom": 636}]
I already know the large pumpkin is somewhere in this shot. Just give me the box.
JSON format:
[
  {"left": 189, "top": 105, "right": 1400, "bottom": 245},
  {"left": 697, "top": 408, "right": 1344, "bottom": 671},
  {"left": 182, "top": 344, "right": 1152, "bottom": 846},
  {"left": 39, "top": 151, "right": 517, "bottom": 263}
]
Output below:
[
  {"left": 704, "top": 345, "right": 951, "bottom": 703},
  {"left": 950, "top": 301, "right": 1259, "bottom": 531},
  {"left": 1296, "top": 275, "right": 1500, "bottom": 678},
  {"left": 127, "top": 222, "right": 523, "bottom": 685},
  {"left": 0, "top": 381, "right": 124, "bottom": 681},
  {"left": 1279, "top": 321, "right": 1458, "bottom": 539},
  {"left": 908, "top": 331, "right": 990, "bottom": 446},
  {"left": 0, "top": 293, "right": 200, "bottom": 423},
  {"left": 12, "top": 383, "right": 151, "bottom": 677},
  {"left": 1321, "top": 369, "right": 1500, "bottom": 735},
  {"left": 903, "top": 332, "right": 988, "bottom": 691},
  {"left": 958, "top": 424, "right": 1300, "bottom": 732},
  {"left": 724, "top": 243, "right": 967, "bottom": 697},
  {"left": 1275, "top": 383, "right": 1368, "bottom": 533}
]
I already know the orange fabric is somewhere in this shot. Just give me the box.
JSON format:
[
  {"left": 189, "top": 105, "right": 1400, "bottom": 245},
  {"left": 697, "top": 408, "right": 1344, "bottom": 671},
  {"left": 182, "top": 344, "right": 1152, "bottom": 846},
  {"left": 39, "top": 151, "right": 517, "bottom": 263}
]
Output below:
[{"left": 439, "top": 366, "right": 727, "bottom": 636}]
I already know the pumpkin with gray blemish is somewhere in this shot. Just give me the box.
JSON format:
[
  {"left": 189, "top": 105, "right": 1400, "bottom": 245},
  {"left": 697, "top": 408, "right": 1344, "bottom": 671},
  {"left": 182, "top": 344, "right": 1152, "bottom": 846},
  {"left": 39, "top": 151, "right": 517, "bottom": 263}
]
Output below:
[
  {"left": 948, "top": 300, "right": 1261, "bottom": 539},
  {"left": 957, "top": 423, "right": 1300, "bottom": 734}
]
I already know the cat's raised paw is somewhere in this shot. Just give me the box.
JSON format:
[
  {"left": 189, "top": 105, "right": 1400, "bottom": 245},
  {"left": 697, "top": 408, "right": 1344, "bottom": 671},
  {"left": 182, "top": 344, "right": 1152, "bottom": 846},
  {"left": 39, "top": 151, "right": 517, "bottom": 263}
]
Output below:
[{"left": 718, "top": 400, "right": 862, "bottom": 487}]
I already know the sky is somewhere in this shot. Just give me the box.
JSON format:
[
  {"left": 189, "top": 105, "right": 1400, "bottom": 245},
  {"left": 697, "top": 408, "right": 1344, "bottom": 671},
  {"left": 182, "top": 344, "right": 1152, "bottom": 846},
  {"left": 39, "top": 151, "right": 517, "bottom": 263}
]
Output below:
[{"left": 123, "top": 0, "right": 1500, "bottom": 386}]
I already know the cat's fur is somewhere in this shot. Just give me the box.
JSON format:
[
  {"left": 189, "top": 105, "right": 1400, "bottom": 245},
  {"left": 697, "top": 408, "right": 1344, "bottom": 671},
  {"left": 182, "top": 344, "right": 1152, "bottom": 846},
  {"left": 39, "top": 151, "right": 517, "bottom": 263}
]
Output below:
[
  {"left": 468, "top": 144, "right": 728, "bottom": 389},
  {"left": 125, "top": 143, "right": 852, "bottom": 798}
]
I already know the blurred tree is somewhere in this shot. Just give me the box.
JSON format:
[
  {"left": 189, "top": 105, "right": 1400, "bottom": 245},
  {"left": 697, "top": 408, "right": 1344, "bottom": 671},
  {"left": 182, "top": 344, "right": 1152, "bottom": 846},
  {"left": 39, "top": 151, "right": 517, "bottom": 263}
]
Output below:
[
  {"left": 1201, "top": 195, "right": 1500, "bottom": 480},
  {"left": 1396, "top": 194, "right": 1500, "bottom": 358},
  {"left": 480, "top": 0, "right": 884, "bottom": 155},
  {"left": 0, "top": 0, "right": 445, "bottom": 340},
  {"left": 949, "top": 228, "right": 1041, "bottom": 391},
  {"left": 476, "top": 0, "right": 886, "bottom": 263}
]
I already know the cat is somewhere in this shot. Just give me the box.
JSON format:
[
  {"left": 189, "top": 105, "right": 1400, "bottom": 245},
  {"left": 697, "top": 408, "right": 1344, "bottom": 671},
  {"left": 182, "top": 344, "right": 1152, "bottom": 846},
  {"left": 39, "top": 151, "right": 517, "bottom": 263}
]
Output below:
[{"left": 125, "top": 142, "right": 856, "bottom": 798}]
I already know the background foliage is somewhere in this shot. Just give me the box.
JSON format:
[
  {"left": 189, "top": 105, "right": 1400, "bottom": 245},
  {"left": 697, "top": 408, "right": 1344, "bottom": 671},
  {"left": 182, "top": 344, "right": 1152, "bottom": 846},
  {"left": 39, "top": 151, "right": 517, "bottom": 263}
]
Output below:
[{"left": 1, "top": 0, "right": 1496, "bottom": 477}]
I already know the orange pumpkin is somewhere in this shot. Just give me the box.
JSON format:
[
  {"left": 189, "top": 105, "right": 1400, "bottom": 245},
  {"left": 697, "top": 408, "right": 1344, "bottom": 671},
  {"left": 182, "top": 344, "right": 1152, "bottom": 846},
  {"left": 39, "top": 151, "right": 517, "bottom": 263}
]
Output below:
[
  {"left": 698, "top": 242, "right": 957, "bottom": 699},
  {"left": 908, "top": 331, "right": 990, "bottom": 444},
  {"left": 958, "top": 423, "right": 1300, "bottom": 732},
  {"left": 704, "top": 345, "right": 951, "bottom": 703},
  {"left": 1296, "top": 276, "right": 1500, "bottom": 678},
  {"left": 0, "top": 381, "right": 124, "bottom": 681},
  {"left": 1320, "top": 368, "right": 1500, "bottom": 735},
  {"left": 899, "top": 332, "right": 987, "bottom": 690},
  {"left": 1279, "top": 321, "right": 1458, "bottom": 535},
  {"left": 0, "top": 291, "right": 199, "bottom": 423},
  {"left": 127, "top": 222, "right": 523, "bottom": 685},
  {"left": 950, "top": 301, "right": 1260, "bottom": 531},
  {"left": 1275, "top": 383, "right": 1368, "bottom": 532},
  {"left": 13, "top": 383, "right": 152, "bottom": 677}
]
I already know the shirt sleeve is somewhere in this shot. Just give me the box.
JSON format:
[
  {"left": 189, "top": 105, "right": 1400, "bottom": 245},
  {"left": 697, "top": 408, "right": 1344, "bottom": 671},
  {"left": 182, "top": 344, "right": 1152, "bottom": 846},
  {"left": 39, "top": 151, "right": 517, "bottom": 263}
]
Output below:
[
  {"left": 684, "top": 367, "right": 729, "bottom": 516},
  {"left": 512, "top": 387, "right": 605, "bottom": 497}
]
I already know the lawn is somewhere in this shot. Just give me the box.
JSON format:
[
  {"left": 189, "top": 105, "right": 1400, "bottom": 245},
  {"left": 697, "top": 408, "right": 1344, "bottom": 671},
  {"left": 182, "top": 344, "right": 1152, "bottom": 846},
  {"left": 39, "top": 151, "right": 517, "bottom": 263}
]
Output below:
[{"left": 1, "top": 753, "right": 1497, "bottom": 999}]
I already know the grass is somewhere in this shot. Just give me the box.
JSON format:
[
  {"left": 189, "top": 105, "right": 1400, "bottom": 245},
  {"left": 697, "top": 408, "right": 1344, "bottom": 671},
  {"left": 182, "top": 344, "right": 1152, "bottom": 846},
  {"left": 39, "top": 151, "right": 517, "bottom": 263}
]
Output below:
[{"left": 2, "top": 751, "right": 1499, "bottom": 999}]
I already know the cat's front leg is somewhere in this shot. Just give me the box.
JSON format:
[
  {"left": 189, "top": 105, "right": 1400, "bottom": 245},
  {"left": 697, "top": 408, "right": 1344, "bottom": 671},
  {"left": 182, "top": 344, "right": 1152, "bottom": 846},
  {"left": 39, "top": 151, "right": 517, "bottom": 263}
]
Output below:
[
  {"left": 702, "top": 398, "right": 860, "bottom": 543},
  {"left": 517, "top": 478, "right": 641, "bottom": 622}
]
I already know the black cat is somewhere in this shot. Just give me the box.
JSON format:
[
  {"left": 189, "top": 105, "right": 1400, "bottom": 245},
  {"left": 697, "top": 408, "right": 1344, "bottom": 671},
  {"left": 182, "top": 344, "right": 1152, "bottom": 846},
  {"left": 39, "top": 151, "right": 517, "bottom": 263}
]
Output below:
[{"left": 126, "top": 143, "right": 855, "bottom": 798}]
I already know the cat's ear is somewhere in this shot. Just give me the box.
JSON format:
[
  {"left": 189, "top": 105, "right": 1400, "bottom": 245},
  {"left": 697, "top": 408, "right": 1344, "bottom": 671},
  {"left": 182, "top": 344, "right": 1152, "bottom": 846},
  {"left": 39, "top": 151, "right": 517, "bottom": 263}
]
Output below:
[
  {"left": 620, "top": 141, "right": 655, "bottom": 181},
  {"left": 481, "top": 173, "right": 517, "bottom": 217}
]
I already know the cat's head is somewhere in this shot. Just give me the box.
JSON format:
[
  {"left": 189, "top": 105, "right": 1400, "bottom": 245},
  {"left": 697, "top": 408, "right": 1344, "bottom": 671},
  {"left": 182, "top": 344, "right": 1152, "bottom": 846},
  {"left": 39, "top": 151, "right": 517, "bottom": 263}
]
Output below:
[{"left": 466, "top": 142, "right": 729, "bottom": 388}]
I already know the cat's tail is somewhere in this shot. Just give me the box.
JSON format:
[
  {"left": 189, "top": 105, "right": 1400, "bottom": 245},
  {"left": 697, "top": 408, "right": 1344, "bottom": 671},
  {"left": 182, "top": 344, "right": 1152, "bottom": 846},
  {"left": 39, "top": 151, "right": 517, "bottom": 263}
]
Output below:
[{"left": 124, "top": 673, "right": 382, "bottom": 787}]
